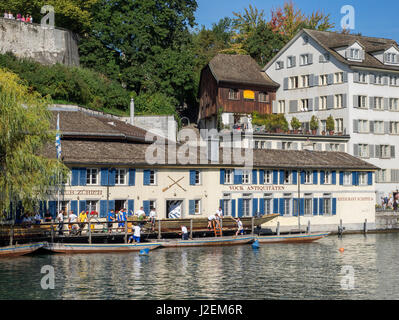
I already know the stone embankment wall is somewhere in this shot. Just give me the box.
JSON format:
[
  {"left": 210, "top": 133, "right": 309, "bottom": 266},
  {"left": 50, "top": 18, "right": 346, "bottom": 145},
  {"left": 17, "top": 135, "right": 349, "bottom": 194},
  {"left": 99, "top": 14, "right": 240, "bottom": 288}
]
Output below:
[
  {"left": 0, "top": 17, "right": 79, "bottom": 66},
  {"left": 375, "top": 211, "right": 399, "bottom": 230}
]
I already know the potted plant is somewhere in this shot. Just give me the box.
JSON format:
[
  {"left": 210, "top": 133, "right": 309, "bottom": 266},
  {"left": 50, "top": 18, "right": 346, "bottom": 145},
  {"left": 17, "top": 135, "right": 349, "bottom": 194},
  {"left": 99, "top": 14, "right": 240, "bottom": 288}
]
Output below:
[
  {"left": 310, "top": 115, "right": 319, "bottom": 135},
  {"left": 326, "top": 115, "right": 335, "bottom": 135},
  {"left": 290, "top": 117, "right": 301, "bottom": 134}
]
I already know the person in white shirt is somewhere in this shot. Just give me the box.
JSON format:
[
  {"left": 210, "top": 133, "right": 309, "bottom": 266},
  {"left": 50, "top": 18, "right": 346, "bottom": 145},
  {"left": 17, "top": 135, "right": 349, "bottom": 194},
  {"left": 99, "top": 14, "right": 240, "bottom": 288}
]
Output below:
[
  {"left": 34, "top": 213, "right": 42, "bottom": 225},
  {"left": 57, "top": 210, "right": 64, "bottom": 235},
  {"left": 216, "top": 207, "right": 223, "bottom": 218},
  {"left": 234, "top": 217, "right": 244, "bottom": 236},
  {"left": 129, "top": 225, "right": 141, "bottom": 243},
  {"left": 149, "top": 207, "right": 156, "bottom": 231},
  {"left": 135, "top": 207, "right": 146, "bottom": 220},
  {"left": 68, "top": 211, "right": 78, "bottom": 234},
  {"left": 180, "top": 225, "right": 189, "bottom": 240},
  {"left": 207, "top": 214, "right": 217, "bottom": 229}
]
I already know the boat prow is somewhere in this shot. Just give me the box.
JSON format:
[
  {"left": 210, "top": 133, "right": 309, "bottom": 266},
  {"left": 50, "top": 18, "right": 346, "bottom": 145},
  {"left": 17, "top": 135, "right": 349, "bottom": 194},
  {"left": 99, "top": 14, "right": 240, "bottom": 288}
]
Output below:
[
  {"left": 256, "top": 232, "right": 330, "bottom": 244},
  {"left": 43, "top": 242, "right": 162, "bottom": 254},
  {"left": 0, "top": 243, "right": 45, "bottom": 258}
]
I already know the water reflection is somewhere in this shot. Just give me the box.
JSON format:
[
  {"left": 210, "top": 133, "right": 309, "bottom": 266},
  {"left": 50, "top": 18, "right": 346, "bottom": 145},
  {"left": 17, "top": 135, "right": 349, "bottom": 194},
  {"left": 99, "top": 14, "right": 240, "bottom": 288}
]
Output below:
[{"left": 1, "top": 234, "right": 399, "bottom": 299}]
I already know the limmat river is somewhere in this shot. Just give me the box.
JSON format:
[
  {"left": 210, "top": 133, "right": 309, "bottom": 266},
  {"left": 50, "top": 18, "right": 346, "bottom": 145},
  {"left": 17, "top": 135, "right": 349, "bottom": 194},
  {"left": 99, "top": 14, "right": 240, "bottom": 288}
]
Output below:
[{"left": 0, "top": 233, "right": 399, "bottom": 300}]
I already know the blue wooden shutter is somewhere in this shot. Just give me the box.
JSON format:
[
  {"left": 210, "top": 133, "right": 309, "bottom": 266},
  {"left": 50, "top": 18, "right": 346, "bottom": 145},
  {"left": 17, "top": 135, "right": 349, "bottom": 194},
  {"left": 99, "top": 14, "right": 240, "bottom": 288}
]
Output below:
[
  {"left": 292, "top": 170, "right": 297, "bottom": 185},
  {"left": 313, "top": 198, "right": 318, "bottom": 215},
  {"left": 128, "top": 169, "right": 136, "bottom": 186},
  {"left": 300, "top": 171, "right": 305, "bottom": 184},
  {"left": 368, "top": 172, "right": 373, "bottom": 185},
  {"left": 79, "top": 200, "right": 86, "bottom": 214},
  {"left": 143, "top": 201, "right": 150, "bottom": 216},
  {"left": 259, "top": 170, "right": 265, "bottom": 184},
  {"left": 238, "top": 199, "right": 244, "bottom": 217},
  {"left": 190, "top": 170, "right": 196, "bottom": 185},
  {"left": 71, "top": 168, "right": 79, "bottom": 186},
  {"left": 101, "top": 168, "right": 109, "bottom": 186},
  {"left": 279, "top": 198, "right": 285, "bottom": 216},
  {"left": 332, "top": 171, "right": 337, "bottom": 185},
  {"left": 252, "top": 198, "right": 258, "bottom": 216},
  {"left": 232, "top": 199, "right": 236, "bottom": 218},
  {"left": 108, "top": 200, "right": 115, "bottom": 212},
  {"left": 279, "top": 170, "right": 285, "bottom": 184},
  {"left": 70, "top": 200, "right": 78, "bottom": 215},
  {"left": 49, "top": 201, "right": 57, "bottom": 218},
  {"left": 332, "top": 198, "right": 337, "bottom": 215},
  {"left": 39, "top": 201, "right": 44, "bottom": 217},
  {"left": 319, "top": 198, "right": 324, "bottom": 215},
  {"left": 127, "top": 200, "right": 134, "bottom": 216},
  {"left": 108, "top": 168, "right": 116, "bottom": 186},
  {"left": 100, "top": 200, "right": 107, "bottom": 218},
  {"left": 79, "top": 168, "right": 87, "bottom": 186},
  {"left": 320, "top": 171, "right": 325, "bottom": 185},
  {"left": 273, "top": 170, "right": 278, "bottom": 184},
  {"left": 220, "top": 169, "right": 225, "bottom": 184},
  {"left": 339, "top": 171, "right": 344, "bottom": 185},
  {"left": 143, "top": 170, "right": 150, "bottom": 185},
  {"left": 273, "top": 198, "right": 279, "bottom": 214},
  {"left": 300, "top": 198, "right": 305, "bottom": 216},
  {"left": 352, "top": 172, "right": 358, "bottom": 186},
  {"left": 313, "top": 171, "right": 318, "bottom": 185},
  {"left": 252, "top": 169, "right": 258, "bottom": 184},
  {"left": 234, "top": 169, "right": 243, "bottom": 184},
  {"left": 259, "top": 199, "right": 265, "bottom": 215}
]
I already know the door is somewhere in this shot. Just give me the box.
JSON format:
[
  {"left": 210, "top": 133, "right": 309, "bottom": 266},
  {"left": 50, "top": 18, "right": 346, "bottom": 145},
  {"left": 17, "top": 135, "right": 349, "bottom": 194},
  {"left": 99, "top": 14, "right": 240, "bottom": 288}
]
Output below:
[{"left": 166, "top": 200, "right": 183, "bottom": 219}]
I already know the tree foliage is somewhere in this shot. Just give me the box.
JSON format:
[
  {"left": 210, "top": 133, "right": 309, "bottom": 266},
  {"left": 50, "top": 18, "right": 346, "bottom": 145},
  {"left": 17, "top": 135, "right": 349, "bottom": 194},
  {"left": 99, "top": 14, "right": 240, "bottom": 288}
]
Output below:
[{"left": 0, "top": 69, "right": 68, "bottom": 217}]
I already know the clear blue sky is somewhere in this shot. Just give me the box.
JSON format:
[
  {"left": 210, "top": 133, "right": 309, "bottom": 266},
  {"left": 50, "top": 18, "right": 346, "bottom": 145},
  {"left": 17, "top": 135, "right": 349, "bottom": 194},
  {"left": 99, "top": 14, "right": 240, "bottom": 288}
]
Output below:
[{"left": 195, "top": 0, "right": 399, "bottom": 42}]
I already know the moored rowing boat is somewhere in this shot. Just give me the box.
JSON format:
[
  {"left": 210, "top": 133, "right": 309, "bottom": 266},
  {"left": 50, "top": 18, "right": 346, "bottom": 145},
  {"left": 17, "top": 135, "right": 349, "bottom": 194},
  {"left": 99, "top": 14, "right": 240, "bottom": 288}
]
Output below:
[
  {"left": 157, "top": 235, "right": 255, "bottom": 248},
  {"left": 256, "top": 232, "right": 330, "bottom": 244},
  {"left": 0, "top": 243, "right": 45, "bottom": 258},
  {"left": 43, "top": 242, "right": 162, "bottom": 254}
]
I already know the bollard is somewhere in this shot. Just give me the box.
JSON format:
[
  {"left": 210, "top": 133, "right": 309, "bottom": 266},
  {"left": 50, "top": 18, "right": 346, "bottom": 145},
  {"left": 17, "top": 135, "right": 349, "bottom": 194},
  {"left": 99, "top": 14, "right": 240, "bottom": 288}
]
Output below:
[
  {"left": 88, "top": 221, "right": 92, "bottom": 244},
  {"left": 364, "top": 219, "right": 368, "bottom": 234},
  {"left": 307, "top": 220, "right": 311, "bottom": 234},
  {"left": 124, "top": 221, "right": 128, "bottom": 244},
  {"left": 190, "top": 219, "right": 193, "bottom": 239},
  {"left": 276, "top": 221, "right": 280, "bottom": 236},
  {"left": 158, "top": 219, "right": 161, "bottom": 240}
]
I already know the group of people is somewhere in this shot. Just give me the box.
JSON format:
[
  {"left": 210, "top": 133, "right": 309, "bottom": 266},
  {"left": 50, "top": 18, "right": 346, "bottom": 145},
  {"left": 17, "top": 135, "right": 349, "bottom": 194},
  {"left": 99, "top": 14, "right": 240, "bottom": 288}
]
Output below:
[
  {"left": 3, "top": 11, "right": 33, "bottom": 23},
  {"left": 380, "top": 193, "right": 399, "bottom": 211}
]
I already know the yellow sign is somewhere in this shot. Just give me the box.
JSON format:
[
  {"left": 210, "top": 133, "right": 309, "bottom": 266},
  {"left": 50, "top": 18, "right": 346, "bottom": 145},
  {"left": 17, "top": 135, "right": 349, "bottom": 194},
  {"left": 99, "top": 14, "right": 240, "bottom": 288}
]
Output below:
[{"left": 243, "top": 90, "right": 255, "bottom": 100}]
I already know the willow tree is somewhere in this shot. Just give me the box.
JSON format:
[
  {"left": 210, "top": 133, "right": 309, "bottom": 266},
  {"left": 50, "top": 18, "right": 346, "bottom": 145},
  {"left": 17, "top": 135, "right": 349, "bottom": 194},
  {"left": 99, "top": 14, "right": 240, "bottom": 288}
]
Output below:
[{"left": 0, "top": 68, "right": 68, "bottom": 218}]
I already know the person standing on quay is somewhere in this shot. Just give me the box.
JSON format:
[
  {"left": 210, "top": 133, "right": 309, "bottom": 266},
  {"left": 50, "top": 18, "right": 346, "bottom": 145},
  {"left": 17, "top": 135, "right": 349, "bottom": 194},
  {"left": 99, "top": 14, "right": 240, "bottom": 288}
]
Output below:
[
  {"left": 129, "top": 224, "right": 141, "bottom": 243},
  {"left": 233, "top": 217, "right": 244, "bottom": 236},
  {"left": 149, "top": 207, "right": 156, "bottom": 231},
  {"left": 180, "top": 225, "right": 189, "bottom": 240},
  {"left": 107, "top": 209, "right": 115, "bottom": 234},
  {"left": 57, "top": 210, "right": 64, "bottom": 235}
]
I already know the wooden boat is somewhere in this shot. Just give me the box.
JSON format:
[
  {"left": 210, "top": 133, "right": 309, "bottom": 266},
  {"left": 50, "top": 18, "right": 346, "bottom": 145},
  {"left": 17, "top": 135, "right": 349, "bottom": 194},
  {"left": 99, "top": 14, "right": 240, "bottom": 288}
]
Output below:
[
  {"left": 43, "top": 242, "right": 162, "bottom": 254},
  {"left": 157, "top": 235, "right": 255, "bottom": 248},
  {"left": 129, "top": 214, "right": 279, "bottom": 233},
  {"left": 0, "top": 242, "right": 45, "bottom": 258},
  {"left": 256, "top": 232, "right": 330, "bottom": 244}
]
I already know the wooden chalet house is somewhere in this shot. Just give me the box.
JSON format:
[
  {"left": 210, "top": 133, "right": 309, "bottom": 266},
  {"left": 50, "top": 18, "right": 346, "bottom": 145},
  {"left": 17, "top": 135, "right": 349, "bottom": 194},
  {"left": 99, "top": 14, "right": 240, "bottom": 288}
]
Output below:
[{"left": 198, "top": 54, "right": 279, "bottom": 131}]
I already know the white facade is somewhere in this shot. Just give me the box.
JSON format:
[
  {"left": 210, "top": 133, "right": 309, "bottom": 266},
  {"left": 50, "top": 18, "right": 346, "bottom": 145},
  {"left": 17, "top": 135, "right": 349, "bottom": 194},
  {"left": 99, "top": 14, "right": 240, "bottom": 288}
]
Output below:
[{"left": 264, "top": 30, "right": 399, "bottom": 198}]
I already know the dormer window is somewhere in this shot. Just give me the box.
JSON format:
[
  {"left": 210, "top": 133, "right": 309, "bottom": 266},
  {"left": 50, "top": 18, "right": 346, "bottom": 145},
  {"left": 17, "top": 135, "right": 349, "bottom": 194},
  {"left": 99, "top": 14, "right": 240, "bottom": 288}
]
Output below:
[
  {"left": 345, "top": 46, "right": 364, "bottom": 61},
  {"left": 351, "top": 49, "right": 360, "bottom": 60},
  {"left": 384, "top": 52, "right": 399, "bottom": 64}
]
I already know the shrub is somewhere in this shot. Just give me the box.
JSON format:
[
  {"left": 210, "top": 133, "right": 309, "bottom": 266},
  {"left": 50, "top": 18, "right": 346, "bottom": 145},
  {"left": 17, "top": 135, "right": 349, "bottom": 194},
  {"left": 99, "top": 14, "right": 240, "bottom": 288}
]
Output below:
[
  {"left": 290, "top": 117, "right": 301, "bottom": 130},
  {"left": 326, "top": 115, "right": 335, "bottom": 131},
  {"left": 310, "top": 115, "right": 319, "bottom": 130}
]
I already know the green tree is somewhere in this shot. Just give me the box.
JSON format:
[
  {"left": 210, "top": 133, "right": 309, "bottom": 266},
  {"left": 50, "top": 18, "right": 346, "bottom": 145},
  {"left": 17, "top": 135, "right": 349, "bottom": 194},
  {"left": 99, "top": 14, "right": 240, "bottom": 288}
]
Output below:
[
  {"left": 0, "top": 69, "right": 68, "bottom": 217},
  {"left": 0, "top": 0, "right": 99, "bottom": 34}
]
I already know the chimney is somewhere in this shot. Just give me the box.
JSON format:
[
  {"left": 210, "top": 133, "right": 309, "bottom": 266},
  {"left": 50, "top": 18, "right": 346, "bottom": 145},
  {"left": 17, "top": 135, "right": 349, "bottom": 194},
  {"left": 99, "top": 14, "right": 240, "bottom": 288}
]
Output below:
[{"left": 130, "top": 98, "right": 135, "bottom": 125}]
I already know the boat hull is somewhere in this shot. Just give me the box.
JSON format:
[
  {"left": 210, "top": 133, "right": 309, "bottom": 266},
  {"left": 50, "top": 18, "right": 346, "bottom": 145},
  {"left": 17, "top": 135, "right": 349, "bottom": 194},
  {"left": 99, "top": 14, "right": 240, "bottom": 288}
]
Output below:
[
  {"left": 0, "top": 243, "right": 45, "bottom": 258},
  {"left": 43, "top": 242, "right": 162, "bottom": 254},
  {"left": 256, "top": 232, "right": 330, "bottom": 244},
  {"left": 130, "top": 214, "right": 279, "bottom": 233},
  {"left": 158, "top": 236, "right": 255, "bottom": 248}
]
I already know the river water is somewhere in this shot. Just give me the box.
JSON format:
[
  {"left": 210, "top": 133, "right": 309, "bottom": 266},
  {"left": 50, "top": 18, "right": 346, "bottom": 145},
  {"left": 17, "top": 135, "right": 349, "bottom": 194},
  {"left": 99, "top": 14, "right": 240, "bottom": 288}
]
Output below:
[{"left": 0, "top": 233, "right": 399, "bottom": 300}]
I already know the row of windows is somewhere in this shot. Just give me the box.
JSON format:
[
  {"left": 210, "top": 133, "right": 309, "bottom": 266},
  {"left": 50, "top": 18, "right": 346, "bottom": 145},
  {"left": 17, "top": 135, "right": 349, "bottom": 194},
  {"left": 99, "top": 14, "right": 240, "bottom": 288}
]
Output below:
[
  {"left": 376, "top": 169, "right": 399, "bottom": 183},
  {"left": 221, "top": 195, "right": 337, "bottom": 217},
  {"left": 354, "top": 96, "right": 399, "bottom": 111},
  {"left": 228, "top": 89, "right": 269, "bottom": 102},
  {"left": 220, "top": 169, "right": 373, "bottom": 186},
  {"left": 286, "top": 72, "right": 346, "bottom": 90},
  {"left": 353, "top": 120, "right": 399, "bottom": 134},
  {"left": 253, "top": 141, "right": 345, "bottom": 152},
  {"left": 353, "top": 144, "right": 396, "bottom": 159},
  {"left": 285, "top": 94, "right": 347, "bottom": 113}
]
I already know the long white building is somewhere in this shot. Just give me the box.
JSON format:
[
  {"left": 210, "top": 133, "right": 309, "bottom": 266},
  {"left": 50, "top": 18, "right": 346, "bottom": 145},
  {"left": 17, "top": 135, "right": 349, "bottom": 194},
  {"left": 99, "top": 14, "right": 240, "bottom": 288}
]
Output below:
[{"left": 264, "top": 29, "right": 399, "bottom": 199}]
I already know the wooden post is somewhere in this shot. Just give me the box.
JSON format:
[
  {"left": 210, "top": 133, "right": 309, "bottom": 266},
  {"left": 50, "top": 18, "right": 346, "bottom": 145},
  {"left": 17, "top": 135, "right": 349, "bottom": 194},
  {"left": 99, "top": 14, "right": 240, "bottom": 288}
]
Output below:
[
  {"left": 158, "top": 219, "right": 161, "bottom": 240},
  {"left": 251, "top": 217, "right": 254, "bottom": 235},
  {"left": 364, "top": 219, "right": 368, "bottom": 234},
  {"left": 307, "top": 220, "right": 311, "bottom": 234},
  {"left": 276, "top": 221, "right": 280, "bottom": 236},
  {"left": 88, "top": 221, "right": 92, "bottom": 244},
  {"left": 190, "top": 219, "right": 193, "bottom": 239},
  {"left": 9, "top": 224, "right": 13, "bottom": 246},
  {"left": 124, "top": 220, "right": 128, "bottom": 244},
  {"left": 51, "top": 221, "right": 54, "bottom": 243}
]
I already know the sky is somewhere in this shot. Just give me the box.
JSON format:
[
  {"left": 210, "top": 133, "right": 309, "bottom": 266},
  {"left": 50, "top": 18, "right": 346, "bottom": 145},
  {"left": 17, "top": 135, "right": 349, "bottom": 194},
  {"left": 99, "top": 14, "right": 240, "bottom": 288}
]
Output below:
[{"left": 195, "top": 0, "right": 399, "bottom": 42}]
